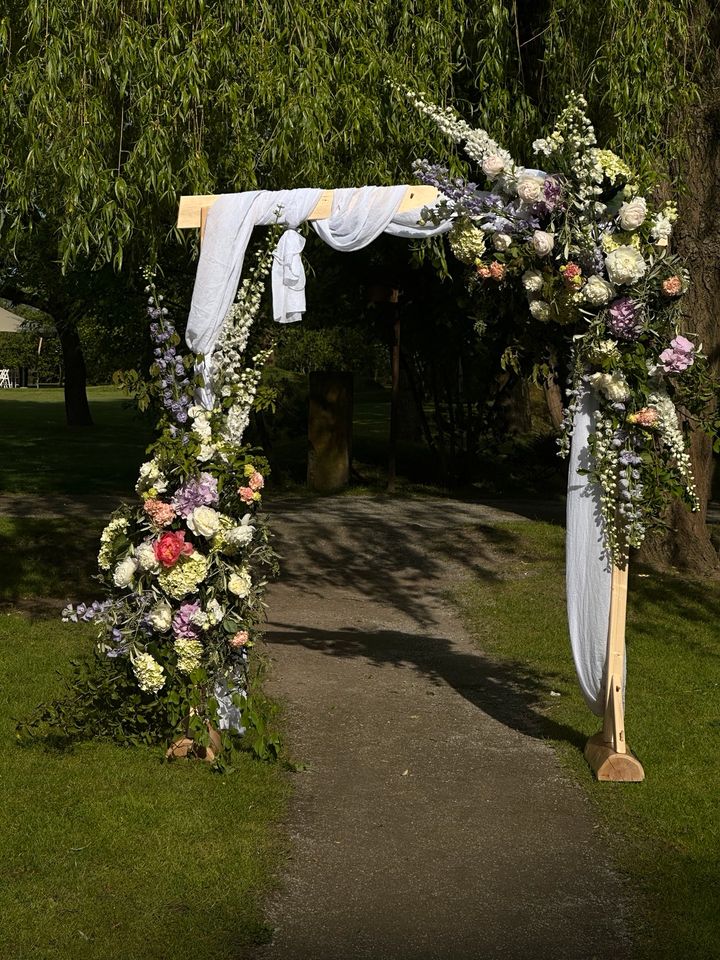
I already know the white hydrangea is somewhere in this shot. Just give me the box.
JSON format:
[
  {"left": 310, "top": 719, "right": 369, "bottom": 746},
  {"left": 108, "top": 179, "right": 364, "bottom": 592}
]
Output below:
[
  {"left": 174, "top": 637, "right": 204, "bottom": 674},
  {"left": 135, "top": 460, "right": 168, "bottom": 496},
  {"left": 205, "top": 598, "right": 225, "bottom": 625},
  {"left": 522, "top": 269, "right": 544, "bottom": 294},
  {"left": 133, "top": 652, "right": 165, "bottom": 694},
  {"left": 98, "top": 516, "right": 129, "bottom": 571},
  {"left": 449, "top": 221, "right": 487, "bottom": 264},
  {"left": 529, "top": 300, "right": 551, "bottom": 321},
  {"left": 588, "top": 371, "right": 631, "bottom": 402}
]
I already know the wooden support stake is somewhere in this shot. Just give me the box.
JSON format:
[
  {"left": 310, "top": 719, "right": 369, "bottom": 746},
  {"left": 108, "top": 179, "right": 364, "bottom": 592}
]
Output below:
[{"left": 584, "top": 562, "right": 645, "bottom": 782}]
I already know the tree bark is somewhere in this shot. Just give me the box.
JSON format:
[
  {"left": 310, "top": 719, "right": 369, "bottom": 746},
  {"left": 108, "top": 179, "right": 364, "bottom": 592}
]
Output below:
[
  {"left": 56, "top": 318, "right": 94, "bottom": 426},
  {"left": 640, "top": 77, "right": 720, "bottom": 574}
]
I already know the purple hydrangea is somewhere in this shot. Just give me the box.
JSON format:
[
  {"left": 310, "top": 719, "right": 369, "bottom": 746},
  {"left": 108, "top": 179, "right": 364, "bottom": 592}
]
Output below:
[
  {"left": 172, "top": 473, "right": 219, "bottom": 518},
  {"left": 607, "top": 297, "right": 641, "bottom": 340},
  {"left": 172, "top": 601, "right": 203, "bottom": 639}
]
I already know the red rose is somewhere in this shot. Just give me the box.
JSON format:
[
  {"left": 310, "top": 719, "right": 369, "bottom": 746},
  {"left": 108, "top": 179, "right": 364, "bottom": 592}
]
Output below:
[{"left": 153, "top": 530, "right": 193, "bottom": 568}]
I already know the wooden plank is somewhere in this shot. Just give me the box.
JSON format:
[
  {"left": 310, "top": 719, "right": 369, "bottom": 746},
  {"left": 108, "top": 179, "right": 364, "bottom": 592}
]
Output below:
[{"left": 177, "top": 185, "right": 440, "bottom": 229}]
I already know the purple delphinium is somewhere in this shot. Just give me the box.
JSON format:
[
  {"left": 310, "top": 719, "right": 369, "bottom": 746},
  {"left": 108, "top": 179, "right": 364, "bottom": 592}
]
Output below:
[
  {"left": 61, "top": 599, "right": 112, "bottom": 623},
  {"left": 172, "top": 472, "right": 219, "bottom": 518},
  {"left": 607, "top": 297, "right": 642, "bottom": 340},
  {"left": 172, "top": 601, "right": 203, "bottom": 639},
  {"left": 149, "top": 309, "right": 193, "bottom": 425}
]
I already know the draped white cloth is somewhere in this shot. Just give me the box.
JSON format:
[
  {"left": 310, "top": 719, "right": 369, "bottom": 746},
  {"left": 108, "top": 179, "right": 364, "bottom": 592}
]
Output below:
[
  {"left": 185, "top": 185, "right": 612, "bottom": 716},
  {"left": 566, "top": 387, "right": 614, "bottom": 715}
]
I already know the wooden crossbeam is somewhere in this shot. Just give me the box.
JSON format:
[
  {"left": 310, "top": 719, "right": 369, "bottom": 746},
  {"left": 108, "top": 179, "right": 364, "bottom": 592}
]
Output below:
[{"left": 177, "top": 185, "right": 439, "bottom": 229}]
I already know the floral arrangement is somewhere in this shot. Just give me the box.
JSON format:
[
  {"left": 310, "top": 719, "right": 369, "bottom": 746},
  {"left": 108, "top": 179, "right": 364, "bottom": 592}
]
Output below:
[
  {"left": 22, "top": 247, "right": 281, "bottom": 764},
  {"left": 407, "top": 89, "right": 718, "bottom": 565}
]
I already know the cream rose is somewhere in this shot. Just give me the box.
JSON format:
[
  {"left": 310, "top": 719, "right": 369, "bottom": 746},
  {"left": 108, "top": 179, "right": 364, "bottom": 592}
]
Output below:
[
  {"left": 583, "top": 275, "right": 614, "bottom": 306},
  {"left": 531, "top": 231, "right": 554, "bottom": 257},
  {"left": 187, "top": 505, "right": 222, "bottom": 538},
  {"left": 481, "top": 154, "right": 505, "bottom": 179},
  {"left": 492, "top": 233, "right": 513, "bottom": 252},
  {"left": 618, "top": 196, "right": 647, "bottom": 231},
  {"left": 604, "top": 246, "right": 646, "bottom": 285},
  {"left": 516, "top": 175, "right": 545, "bottom": 204},
  {"left": 228, "top": 569, "right": 252, "bottom": 598}
]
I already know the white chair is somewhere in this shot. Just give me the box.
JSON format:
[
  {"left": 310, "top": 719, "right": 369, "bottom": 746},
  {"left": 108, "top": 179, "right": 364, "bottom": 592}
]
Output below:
[{"left": 0, "top": 369, "right": 12, "bottom": 389}]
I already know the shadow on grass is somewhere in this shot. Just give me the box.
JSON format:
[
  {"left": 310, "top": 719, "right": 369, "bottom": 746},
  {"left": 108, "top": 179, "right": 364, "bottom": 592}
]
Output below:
[{"left": 0, "top": 516, "right": 103, "bottom": 606}]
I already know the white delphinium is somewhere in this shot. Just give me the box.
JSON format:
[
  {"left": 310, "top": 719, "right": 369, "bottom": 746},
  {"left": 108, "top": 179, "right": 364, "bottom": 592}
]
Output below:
[
  {"left": 649, "top": 392, "right": 699, "bottom": 508},
  {"left": 403, "top": 88, "right": 516, "bottom": 176},
  {"left": 590, "top": 409, "right": 623, "bottom": 563},
  {"left": 588, "top": 371, "right": 631, "bottom": 402},
  {"left": 135, "top": 460, "right": 168, "bottom": 496},
  {"left": 219, "top": 350, "right": 273, "bottom": 447},
  {"left": 532, "top": 93, "right": 598, "bottom": 208}
]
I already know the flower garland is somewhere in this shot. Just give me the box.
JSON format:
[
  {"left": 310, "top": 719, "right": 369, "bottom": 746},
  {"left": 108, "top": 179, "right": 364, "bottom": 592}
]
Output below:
[
  {"left": 41, "top": 243, "right": 281, "bottom": 764},
  {"left": 407, "top": 89, "right": 718, "bottom": 566}
]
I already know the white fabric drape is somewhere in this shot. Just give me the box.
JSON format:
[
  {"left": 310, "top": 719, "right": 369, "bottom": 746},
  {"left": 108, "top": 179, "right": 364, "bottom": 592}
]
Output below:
[
  {"left": 565, "top": 387, "right": 614, "bottom": 715},
  {"left": 185, "top": 186, "right": 614, "bottom": 716}
]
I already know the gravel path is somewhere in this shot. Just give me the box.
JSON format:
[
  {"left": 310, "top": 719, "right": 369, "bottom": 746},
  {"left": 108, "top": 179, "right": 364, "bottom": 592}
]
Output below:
[{"left": 256, "top": 496, "right": 631, "bottom": 960}]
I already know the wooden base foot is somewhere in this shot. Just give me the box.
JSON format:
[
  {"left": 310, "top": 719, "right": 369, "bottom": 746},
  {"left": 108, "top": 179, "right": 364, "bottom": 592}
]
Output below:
[
  {"left": 166, "top": 725, "right": 222, "bottom": 763},
  {"left": 584, "top": 732, "right": 645, "bottom": 782}
]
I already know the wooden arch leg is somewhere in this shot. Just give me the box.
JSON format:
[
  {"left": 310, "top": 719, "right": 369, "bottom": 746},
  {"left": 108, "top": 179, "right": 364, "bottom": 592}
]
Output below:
[{"left": 584, "top": 563, "right": 645, "bottom": 782}]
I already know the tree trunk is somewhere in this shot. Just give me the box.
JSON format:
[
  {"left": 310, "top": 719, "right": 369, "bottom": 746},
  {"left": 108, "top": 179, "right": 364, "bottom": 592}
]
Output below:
[
  {"left": 56, "top": 318, "right": 94, "bottom": 426},
  {"left": 641, "top": 77, "right": 720, "bottom": 574}
]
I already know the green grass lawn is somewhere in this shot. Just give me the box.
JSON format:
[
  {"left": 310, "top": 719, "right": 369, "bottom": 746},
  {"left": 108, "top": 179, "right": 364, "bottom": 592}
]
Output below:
[
  {"left": 0, "top": 386, "right": 152, "bottom": 495},
  {"left": 0, "top": 389, "right": 291, "bottom": 958},
  {"left": 1, "top": 614, "right": 290, "bottom": 960},
  {"left": 453, "top": 521, "right": 720, "bottom": 960}
]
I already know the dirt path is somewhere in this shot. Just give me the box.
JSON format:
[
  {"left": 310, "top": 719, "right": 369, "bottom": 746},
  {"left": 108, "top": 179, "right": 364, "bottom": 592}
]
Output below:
[{"left": 257, "top": 496, "right": 630, "bottom": 960}]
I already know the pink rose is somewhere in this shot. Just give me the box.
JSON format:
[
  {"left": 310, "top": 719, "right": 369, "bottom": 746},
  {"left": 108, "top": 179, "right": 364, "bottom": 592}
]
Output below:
[
  {"left": 230, "top": 630, "right": 249, "bottom": 648},
  {"left": 238, "top": 486, "right": 255, "bottom": 504},
  {"left": 628, "top": 407, "right": 659, "bottom": 428},
  {"left": 489, "top": 261, "right": 505, "bottom": 281},
  {"left": 661, "top": 276, "right": 683, "bottom": 297},
  {"left": 153, "top": 530, "right": 194, "bottom": 568},
  {"left": 248, "top": 471, "right": 264, "bottom": 492},
  {"left": 476, "top": 264, "right": 492, "bottom": 280}
]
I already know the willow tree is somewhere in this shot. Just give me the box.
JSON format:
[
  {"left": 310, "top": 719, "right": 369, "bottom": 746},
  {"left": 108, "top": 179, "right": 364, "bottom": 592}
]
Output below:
[{"left": 0, "top": 0, "right": 469, "bottom": 424}]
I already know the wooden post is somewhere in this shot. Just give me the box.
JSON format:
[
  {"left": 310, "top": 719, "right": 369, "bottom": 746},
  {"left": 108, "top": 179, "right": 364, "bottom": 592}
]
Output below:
[{"left": 584, "top": 562, "right": 645, "bottom": 781}]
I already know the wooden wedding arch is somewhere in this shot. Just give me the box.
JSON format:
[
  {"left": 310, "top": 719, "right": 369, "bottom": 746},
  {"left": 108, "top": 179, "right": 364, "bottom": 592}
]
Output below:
[{"left": 178, "top": 187, "right": 644, "bottom": 783}]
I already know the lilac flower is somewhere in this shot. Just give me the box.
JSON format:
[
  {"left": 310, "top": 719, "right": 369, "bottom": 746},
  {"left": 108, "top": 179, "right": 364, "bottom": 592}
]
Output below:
[
  {"left": 172, "top": 601, "right": 203, "bottom": 639},
  {"left": 607, "top": 297, "right": 641, "bottom": 340},
  {"left": 659, "top": 335, "right": 695, "bottom": 374},
  {"left": 172, "top": 473, "right": 219, "bottom": 517}
]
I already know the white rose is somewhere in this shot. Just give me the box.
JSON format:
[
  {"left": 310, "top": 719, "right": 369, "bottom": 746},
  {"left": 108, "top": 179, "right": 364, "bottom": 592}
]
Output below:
[
  {"left": 529, "top": 300, "right": 551, "bottom": 321},
  {"left": 531, "top": 231, "right": 554, "bottom": 257},
  {"left": 618, "top": 196, "right": 647, "bottom": 231},
  {"left": 493, "top": 233, "right": 513, "bottom": 251},
  {"left": 135, "top": 541, "right": 161, "bottom": 574},
  {"left": 148, "top": 600, "right": 173, "bottom": 632},
  {"left": 604, "top": 246, "right": 646, "bottom": 285},
  {"left": 516, "top": 176, "right": 545, "bottom": 204},
  {"left": 588, "top": 371, "right": 631, "bottom": 403},
  {"left": 481, "top": 154, "right": 505, "bottom": 179},
  {"left": 522, "top": 269, "right": 544, "bottom": 294},
  {"left": 187, "top": 506, "right": 222, "bottom": 538},
  {"left": 583, "top": 275, "right": 614, "bottom": 306},
  {"left": 228, "top": 569, "right": 252, "bottom": 598},
  {"left": 113, "top": 555, "right": 138, "bottom": 588}
]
